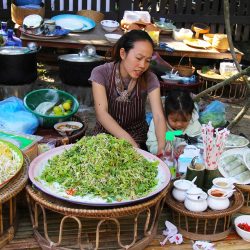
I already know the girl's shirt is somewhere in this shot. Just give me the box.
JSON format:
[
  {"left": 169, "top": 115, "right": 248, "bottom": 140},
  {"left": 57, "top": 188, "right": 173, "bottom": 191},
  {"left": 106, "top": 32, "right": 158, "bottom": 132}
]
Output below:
[
  {"left": 89, "top": 62, "right": 160, "bottom": 98},
  {"left": 146, "top": 110, "right": 202, "bottom": 155}
]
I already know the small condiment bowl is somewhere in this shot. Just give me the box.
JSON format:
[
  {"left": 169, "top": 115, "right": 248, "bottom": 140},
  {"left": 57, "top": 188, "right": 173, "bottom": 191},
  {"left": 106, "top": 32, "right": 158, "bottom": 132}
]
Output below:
[
  {"left": 172, "top": 179, "right": 194, "bottom": 202},
  {"left": 235, "top": 215, "right": 250, "bottom": 242},
  {"left": 207, "top": 188, "right": 230, "bottom": 210},
  {"left": 212, "top": 177, "right": 233, "bottom": 189},
  {"left": 104, "top": 33, "right": 122, "bottom": 43},
  {"left": 54, "top": 121, "right": 83, "bottom": 136}
]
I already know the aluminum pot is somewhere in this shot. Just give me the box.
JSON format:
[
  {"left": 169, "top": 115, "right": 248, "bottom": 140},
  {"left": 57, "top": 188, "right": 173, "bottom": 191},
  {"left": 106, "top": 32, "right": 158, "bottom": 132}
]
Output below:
[
  {"left": 58, "top": 53, "right": 105, "bottom": 86},
  {"left": 0, "top": 46, "right": 37, "bottom": 85}
]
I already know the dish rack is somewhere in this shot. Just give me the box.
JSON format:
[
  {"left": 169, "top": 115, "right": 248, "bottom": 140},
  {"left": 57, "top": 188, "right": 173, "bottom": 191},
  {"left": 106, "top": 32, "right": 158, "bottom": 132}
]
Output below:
[{"left": 165, "top": 187, "right": 244, "bottom": 241}]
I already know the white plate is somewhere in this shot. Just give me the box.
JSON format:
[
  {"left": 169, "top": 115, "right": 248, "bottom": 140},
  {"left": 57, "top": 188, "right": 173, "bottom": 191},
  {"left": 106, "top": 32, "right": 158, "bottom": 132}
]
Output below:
[
  {"left": 196, "top": 134, "right": 249, "bottom": 150},
  {"left": 183, "top": 39, "right": 211, "bottom": 49},
  {"left": 218, "top": 148, "right": 250, "bottom": 184},
  {"left": 243, "top": 149, "right": 250, "bottom": 169},
  {"left": 29, "top": 145, "right": 171, "bottom": 206},
  {"left": 225, "top": 134, "right": 249, "bottom": 148}
]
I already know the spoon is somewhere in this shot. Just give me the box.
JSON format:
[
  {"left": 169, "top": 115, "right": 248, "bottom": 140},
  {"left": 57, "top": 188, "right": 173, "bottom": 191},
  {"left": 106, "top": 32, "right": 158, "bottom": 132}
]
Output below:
[
  {"left": 222, "top": 189, "right": 236, "bottom": 197},
  {"left": 191, "top": 176, "right": 197, "bottom": 184}
]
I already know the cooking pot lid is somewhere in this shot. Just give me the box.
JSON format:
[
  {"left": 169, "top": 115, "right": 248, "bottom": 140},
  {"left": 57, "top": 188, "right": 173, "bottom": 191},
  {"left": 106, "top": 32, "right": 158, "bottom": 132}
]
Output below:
[
  {"left": 0, "top": 46, "right": 30, "bottom": 55},
  {"left": 58, "top": 54, "right": 104, "bottom": 63}
]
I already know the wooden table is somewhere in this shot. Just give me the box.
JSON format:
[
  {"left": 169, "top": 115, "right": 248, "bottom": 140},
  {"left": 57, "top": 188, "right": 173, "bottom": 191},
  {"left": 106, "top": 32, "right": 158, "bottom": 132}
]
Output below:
[{"left": 20, "top": 24, "right": 244, "bottom": 62}]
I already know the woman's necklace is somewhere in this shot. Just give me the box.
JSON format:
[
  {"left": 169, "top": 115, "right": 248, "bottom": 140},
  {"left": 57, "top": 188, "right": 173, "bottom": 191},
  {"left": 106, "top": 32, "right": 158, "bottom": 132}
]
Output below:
[{"left": 115, "top": 63, "right": 137, "bottom": 102}]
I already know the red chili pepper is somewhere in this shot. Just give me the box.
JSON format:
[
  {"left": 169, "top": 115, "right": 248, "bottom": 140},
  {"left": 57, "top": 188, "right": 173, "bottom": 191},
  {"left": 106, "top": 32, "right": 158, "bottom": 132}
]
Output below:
[
  {"left": 66, "top": 188, "right": 76, "bottom": 196},
  {"left": 238, "top": 223, "right": 250, "bottom": 232}
]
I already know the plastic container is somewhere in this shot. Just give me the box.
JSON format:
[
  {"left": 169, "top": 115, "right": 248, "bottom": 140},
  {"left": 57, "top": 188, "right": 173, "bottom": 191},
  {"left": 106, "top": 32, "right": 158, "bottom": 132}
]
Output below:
[
  {"left": 23, "top": 89, "right": 79, "bottom": 128},
  {"left": 173, "top": 28, "right": 193, "bottom": 41}
]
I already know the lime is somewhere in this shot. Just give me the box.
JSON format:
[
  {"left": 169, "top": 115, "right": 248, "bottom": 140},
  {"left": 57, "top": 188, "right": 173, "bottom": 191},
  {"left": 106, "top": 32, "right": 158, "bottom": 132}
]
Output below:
[
  {"left": 65, "top": 99, "right": 73, "bottom": 104},
  {"left": 62, "top": 102, "right": 71, "bottom": 111},
  {"left": 53, "top": 106, "right": 63, "bottom": 115}
]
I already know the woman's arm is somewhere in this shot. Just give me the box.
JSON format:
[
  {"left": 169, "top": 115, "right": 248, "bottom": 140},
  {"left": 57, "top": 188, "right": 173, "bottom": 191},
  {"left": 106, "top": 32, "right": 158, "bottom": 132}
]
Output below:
[
  {"left": 148, "top": 87, "right": 166, "bottom": 155},
  {"left": 92, "top": 82, "right": 138, "bottom": 147}
]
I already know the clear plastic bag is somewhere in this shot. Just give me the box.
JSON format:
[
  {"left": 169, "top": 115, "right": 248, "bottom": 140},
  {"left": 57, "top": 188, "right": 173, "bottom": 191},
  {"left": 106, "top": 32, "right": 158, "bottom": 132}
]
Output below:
[{"left": 0, "top": 97, "right": 39, "bottom": 134}]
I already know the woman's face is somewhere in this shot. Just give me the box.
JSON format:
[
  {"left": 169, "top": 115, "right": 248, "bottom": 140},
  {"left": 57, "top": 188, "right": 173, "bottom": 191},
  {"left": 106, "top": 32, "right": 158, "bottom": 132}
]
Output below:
[
  {"left": 120, "top": 40, "right": 153, "bottom": 79},
  {"left": 167, "top": 113, "right": 192, "bottom": 131}
]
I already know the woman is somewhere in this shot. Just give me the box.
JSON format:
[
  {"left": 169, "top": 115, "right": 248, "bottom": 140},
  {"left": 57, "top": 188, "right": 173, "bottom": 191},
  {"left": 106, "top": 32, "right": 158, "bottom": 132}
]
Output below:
[{"left": 89, "top": 30, "right": 166, "bottom": 154}]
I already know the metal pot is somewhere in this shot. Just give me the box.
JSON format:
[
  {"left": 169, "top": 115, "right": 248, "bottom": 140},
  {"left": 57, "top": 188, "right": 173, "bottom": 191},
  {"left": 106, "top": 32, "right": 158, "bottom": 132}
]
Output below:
[
  {"left": 58, "top": 53, "right": 105, "bottom": 86},
  {"left": 0, "top": 46, "right": 37, "bottom": 85}
]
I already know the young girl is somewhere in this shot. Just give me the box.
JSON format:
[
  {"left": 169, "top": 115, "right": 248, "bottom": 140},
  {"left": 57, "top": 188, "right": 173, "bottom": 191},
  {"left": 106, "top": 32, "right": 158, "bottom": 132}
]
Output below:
[{"left": 146, "top": 89, "right": 202, "bottom": 155}]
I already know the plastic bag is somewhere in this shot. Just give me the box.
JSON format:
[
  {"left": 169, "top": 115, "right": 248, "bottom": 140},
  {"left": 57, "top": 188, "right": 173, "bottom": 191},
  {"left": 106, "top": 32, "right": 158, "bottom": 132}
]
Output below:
[
  {"left": 199, "top": 100, "right": 226, "bottom": 128},
  {"left": 0, "top": 97, "right": 39, "bottom": 134}
]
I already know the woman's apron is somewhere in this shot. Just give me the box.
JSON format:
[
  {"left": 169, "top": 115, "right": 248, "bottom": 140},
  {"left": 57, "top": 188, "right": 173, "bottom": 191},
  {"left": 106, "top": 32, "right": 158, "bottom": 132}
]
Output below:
[{"left": 93, "top": 64, "right": 148, "bottom": 144}]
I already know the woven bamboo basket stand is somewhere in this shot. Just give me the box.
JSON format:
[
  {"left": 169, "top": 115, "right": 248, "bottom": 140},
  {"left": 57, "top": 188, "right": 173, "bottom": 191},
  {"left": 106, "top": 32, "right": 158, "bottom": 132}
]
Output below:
[
  {"left": 25, "top": 184, "right": 170, "bottom": 250},
  {"left": 0, "top": 156, "right": 28, "bottom": 248},
  {"left": 197, "top": 70, "right": 248, "bottom": 103},
  {"left": 165, "top": 187, "right": 244, "bottom": 241},
  {"left": 77, "top": 10, "right": 104, "bottom": 23},
  {"left": 236, "top": 184, "right": 250, "bottom": 214},
  {"left": 23, "top": 143, "right": 38, "bottom": 162},
  {"left": 36, "top": 115, "right": 88, "bottom": 147},
  {"left": 11, "top": 3, "right": 45, "bottom": 25},
  {"left": 174, "top": 55, "right": 195, "bottom": 77}
]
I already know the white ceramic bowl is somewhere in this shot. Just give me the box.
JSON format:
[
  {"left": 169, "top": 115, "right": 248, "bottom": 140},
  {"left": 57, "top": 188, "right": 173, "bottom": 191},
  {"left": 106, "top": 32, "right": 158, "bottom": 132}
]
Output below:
[
  {"left": 54, "top": 121, "right": 83, "bottom": 136},
  {"left": 101, "top": 20, "right": 119, "bottom": 32},
  {"left": 212, "top": 177, "right": 233, "bottom": 189},
  {"left": 104, "top": 33, "right": 122, "bottom": 43},
  {"left": 235, "top": 215, "right": 250, "bottom": 242}
]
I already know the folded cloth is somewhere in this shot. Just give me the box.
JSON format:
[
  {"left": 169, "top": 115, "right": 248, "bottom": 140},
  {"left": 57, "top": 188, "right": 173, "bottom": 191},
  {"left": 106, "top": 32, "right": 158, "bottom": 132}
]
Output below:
[
  {"left": 160, "top": 221, "right": 183, "bottom": 245},
  {"left": 193, "top": 241, "right": 215, "bottom": 250}
]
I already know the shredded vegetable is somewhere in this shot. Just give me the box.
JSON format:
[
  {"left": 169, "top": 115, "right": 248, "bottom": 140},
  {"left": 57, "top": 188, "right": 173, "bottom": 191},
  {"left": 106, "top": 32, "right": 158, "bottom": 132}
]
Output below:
[
  {"left": 39, "top": 134, "right": 158, "bottom": 202},
  {"left": 0, "top": 141, "right": 22, "bottom": 184}
]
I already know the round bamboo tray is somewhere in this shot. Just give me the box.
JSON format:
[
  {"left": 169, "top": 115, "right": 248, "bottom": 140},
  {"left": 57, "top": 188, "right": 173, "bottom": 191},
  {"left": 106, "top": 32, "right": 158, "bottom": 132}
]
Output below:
[
  {"left": 197, "top": 70, "right": 248, "bottom": 103},
  {"left": 25, "top": 184, "right": 170, "bottom": 249},
  {"left": 236, "top": 184, "right": 250, "bottom": 214},
  {"left": 77, "top": 10, "right": 104, "bottom": 23},
  {"left": 165, "top": 187, "right": 244, "bottom": 241},
  {"left": 36, "top": 115, "right": 87, "bottom": 147},
  {"left": 0, "top": 156, "right": 28, "bottom": 249}
]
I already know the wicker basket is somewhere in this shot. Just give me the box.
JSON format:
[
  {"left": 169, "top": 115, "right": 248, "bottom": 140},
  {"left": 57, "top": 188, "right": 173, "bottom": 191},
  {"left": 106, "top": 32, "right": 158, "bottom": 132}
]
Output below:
[
  {"left": 23, "top": 143, "right": 38, "bottom": 161},
  {"left": 77, "top": 10, "right": 104, "bottom": 23},
  {"left": 174, "top": 55, "right": 195, "bottom": 77},
  {"left": 236, "top": 184, "right": 250, "bottom": 214},
  {"left": 165, "top": 186, "right": 244, "bottom": 241},
  {"left": 11, "top": 3, "right": 45, "bottom": 25}
]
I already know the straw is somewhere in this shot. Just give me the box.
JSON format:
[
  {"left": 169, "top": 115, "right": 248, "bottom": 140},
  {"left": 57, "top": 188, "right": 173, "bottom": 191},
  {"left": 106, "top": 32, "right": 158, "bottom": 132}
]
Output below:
[{"left": 201, "top": 122, "right": 230, "bottom": 170}]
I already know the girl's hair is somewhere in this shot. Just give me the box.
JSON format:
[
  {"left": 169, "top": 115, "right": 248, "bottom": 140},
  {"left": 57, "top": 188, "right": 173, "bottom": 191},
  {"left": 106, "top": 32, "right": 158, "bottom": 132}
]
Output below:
[
  {"left": 111, "top": 30, "right": 154, "bottom": 62},
  {"left": 165, "top": 89, "right": 194, "bottom": 121}
]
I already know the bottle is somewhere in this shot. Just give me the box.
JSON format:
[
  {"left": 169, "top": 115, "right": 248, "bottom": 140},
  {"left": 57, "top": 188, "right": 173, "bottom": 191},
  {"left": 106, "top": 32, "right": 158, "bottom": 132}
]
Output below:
[
  {"left": 0, "top": 21, "right": 7, "bottom": 37},
  {"left": 5, "top": 29, "right": 22, "bottom": 47},
  {"left": 163, "top": 130, "right": 182, "bottom": 179}
]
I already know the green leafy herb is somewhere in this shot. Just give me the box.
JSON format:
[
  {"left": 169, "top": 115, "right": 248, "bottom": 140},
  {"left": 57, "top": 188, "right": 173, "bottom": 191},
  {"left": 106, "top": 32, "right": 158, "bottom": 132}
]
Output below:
[{"left": 39, "top": 134, "right": 158, "bottom": 202}]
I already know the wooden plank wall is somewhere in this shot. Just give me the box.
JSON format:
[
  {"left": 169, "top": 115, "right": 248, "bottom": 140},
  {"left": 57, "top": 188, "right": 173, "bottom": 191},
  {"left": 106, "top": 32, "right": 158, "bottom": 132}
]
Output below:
[
  {"left": 0, "top": 0, "right": 118, "bottom": 21},
  {"left": 130, "top": 0, "right": 250, "bottom": 42},
  {"left": 44, "top": 0, "right": 118, "bottom": 19}
]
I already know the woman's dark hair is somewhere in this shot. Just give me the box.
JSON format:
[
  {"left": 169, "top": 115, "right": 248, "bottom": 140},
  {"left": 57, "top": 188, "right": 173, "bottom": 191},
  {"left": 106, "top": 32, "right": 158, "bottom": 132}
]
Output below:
[
  {"left": 165, "top": 89, "right": 194, "bottom": 121},
  {"left": 111, "top": 30, "right": 154, "bottom": 62}
]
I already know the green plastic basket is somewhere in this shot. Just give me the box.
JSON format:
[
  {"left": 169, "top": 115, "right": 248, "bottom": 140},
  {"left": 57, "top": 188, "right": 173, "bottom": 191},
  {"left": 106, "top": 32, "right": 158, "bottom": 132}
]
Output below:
[{"left": 23, "top": 89, "right": 79, "bottom": 128}]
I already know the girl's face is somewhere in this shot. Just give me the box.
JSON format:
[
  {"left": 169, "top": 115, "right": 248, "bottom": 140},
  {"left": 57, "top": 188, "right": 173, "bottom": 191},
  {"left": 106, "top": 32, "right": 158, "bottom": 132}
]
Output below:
[
  {"left": 167, "top": 113, "right": 192, "bottom": 131},
  {"left": 119, "top": 40, "right": 153, "bottom": 79}
]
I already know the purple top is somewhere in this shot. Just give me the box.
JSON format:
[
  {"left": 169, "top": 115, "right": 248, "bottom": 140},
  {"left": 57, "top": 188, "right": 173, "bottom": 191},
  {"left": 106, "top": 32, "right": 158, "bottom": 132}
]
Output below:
[{"left": 89, "top": 62, "right": 160, "bottom": 98}]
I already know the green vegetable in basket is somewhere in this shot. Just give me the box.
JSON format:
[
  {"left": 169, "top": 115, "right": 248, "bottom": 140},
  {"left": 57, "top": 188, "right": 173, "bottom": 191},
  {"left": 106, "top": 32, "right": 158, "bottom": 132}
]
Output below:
[{"left": 39, "top": 134, "right": 159, "bottom": 202}]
